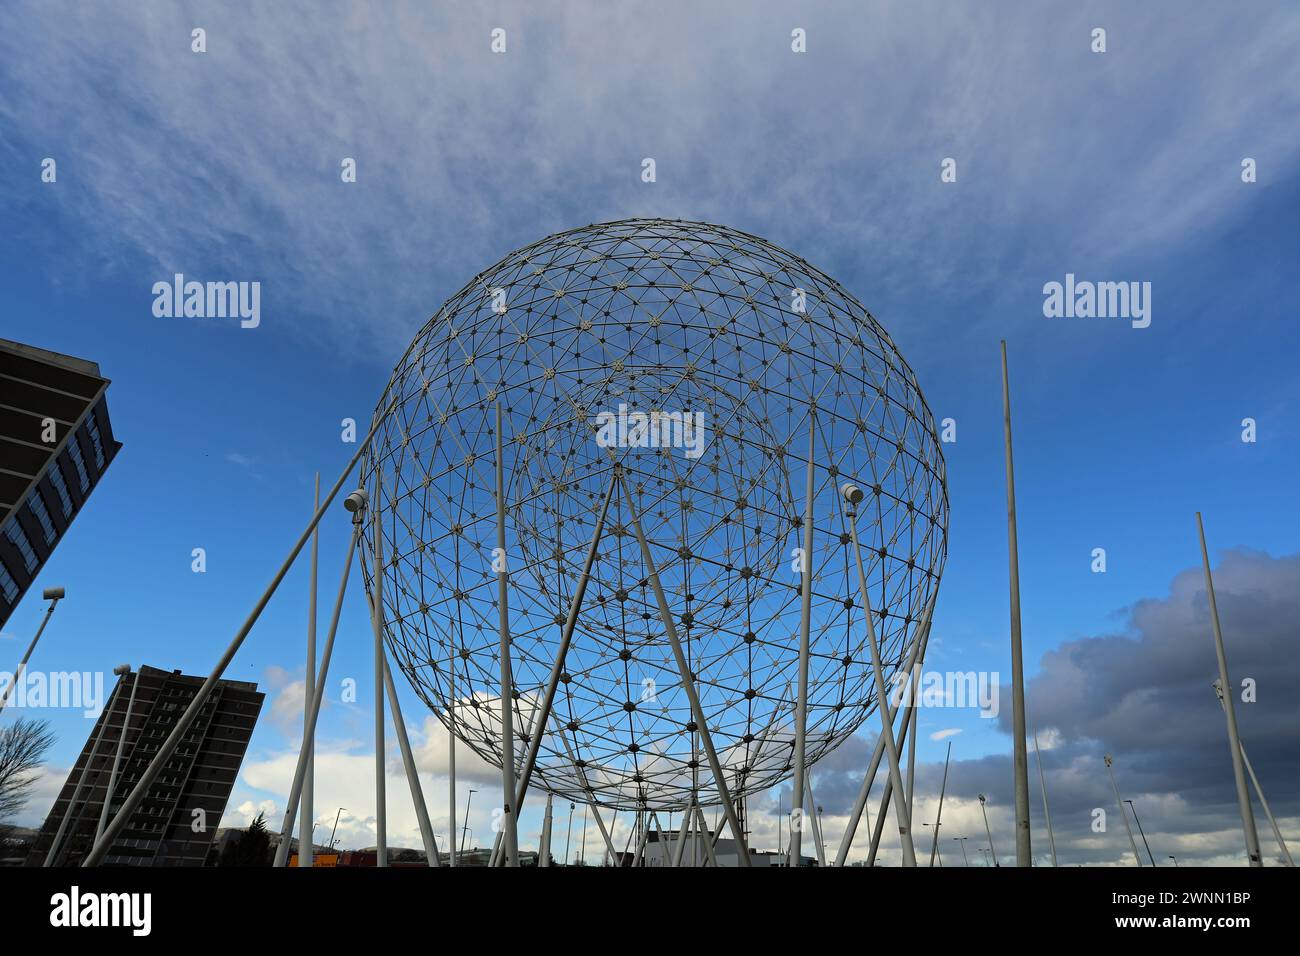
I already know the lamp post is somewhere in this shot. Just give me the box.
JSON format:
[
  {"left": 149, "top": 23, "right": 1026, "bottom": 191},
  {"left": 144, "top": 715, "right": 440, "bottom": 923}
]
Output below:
[
  {"left": 328, "top": 808, "right": 347, "bottom": 850},
  {"left": 1169, "top": 855, "right": 1179, "bottom": 867},
  {"left": 461, "top": 788, "right": 476, "bottom": 853},
  {"left": 978, "top": 794, "right": 998, "bottom": 867},
  {"left": 564, "top": 802, "right": 575, "bottom": 866},
  {"left": 1125, "top": 799, "right": 1158, "bottom": 867},
  {"left": 1104, "top": 754, "right": 1142, "bottom": 866},
  {"left": 0, "top": 587, "right": 65, "bottom": 716},
  {"left": 954, "top": 836, "right": 970, "bottom": 866}
]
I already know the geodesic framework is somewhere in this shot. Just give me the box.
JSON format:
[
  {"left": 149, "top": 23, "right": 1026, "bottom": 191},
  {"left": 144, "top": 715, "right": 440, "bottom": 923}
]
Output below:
[{"left": 360, "top": 218, "right": 947, "bottom": 812}]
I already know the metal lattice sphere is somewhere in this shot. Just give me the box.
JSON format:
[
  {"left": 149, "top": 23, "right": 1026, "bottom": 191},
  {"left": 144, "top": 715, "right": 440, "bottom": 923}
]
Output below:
[{"left": 361, "top": 218, "right": 947, "bottom": 812}]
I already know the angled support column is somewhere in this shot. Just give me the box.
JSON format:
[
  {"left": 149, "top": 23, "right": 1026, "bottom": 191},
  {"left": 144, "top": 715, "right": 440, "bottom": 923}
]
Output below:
[
  {"left": 300, "top": 472, "right": 320, "bottom": 868},
  {"left": 274, "top": 513, "right": 364, "bottom": 866},
  {"left": 846, "top": 483, "right": 916, "bottom": 866},
  {"left": 671, "top": 799, "right": 694, "bottom": 867},
  {"left": 1197, "top": 513, "right": 1263, "bottom": 867},
  {"left": 372, "top": 470, "right": 388, "bottom": 867},
  {"left": 45, "top": 679, "right": 124, "bottom": 865},
  {"left": 382, "top": 653, "right": 442, "bottom": 866},
  {"left": 85, "top": 404, "right": 393, "bottom": 866},
  {"left": 789, "top": 414, "right": 817, "bottom": 864},
  {"left": 835, "top": 587, "right": 934, "bottom": 865},
  {"left": 1214, "top": 681, "right": 1290, "bottom": 866},
  {"left": 1033, "top": 731, "right": 1058, "bottom": 866},
  {"left": 539, "top": 793, "right": 554, "bottom": 866},
  {"left": 805, "top": 775, "right": 826, "bottom": 867},
  {"left": 495, "top": 402, "right": 520, "bottom": 867},
  {"left": 928, "top": 741, "right": 952, "bottom": 866},
  {"left": 96, "top": 665, "right": 140, "bottom": 843},
  {"left": 694, "top": 802, "right": 717, "bottom": 866},
  {"left": 1001, "top": 341, "right": 1032, "bottom": 867},
  {"left": 511, "top": 470, "right": 618, "bottom": 807},
  {"left": 620, "top": 473, "right": 751, "bottom": 866}
]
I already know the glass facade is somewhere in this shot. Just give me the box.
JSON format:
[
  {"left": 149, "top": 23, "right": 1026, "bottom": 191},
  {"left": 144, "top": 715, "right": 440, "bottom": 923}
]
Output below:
[
  {"left": 0, "top": 562, "right": 17, "bottom": 603},
  {"left": 67, "top": 434, "right": 91, "bottom": 492},
  {"left": 86, "top": 414, "right": 107, "bottom": 469},
  {"left": 3, "top": 520, "right": 38, "bottom": 574},
  {"left": 27, "top": 490, "right": 57, "bottom": 545},
  {"left": 46, "top": 462, "right": 74, "bottom": 518}
]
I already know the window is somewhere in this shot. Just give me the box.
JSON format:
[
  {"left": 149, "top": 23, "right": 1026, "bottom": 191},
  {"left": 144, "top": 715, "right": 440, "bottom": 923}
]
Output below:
[
  {"left": 27, "top": 491, "right": 57, "bottom": 545},
  {"left": 46, "top": 464, "right": 73, "bottom": 518},
  {"left": 66, "top": 439, "right": 91, "bottom": 492},
  {"left": 0, "top": 562, "right": 18, "bottom": 603},
  {"left": 85, "top": 415, "right": 107, "bottom": 469},
  {"left": 3, "top": 521, "right": 38, "bottom": 573}
]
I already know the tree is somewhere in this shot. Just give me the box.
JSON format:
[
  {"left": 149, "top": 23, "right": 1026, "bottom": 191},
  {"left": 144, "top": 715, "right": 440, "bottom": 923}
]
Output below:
[
  {"left": 0, "top": 717, "right": 56, "bottom": 840},
  {"left": 218, "top": 811, "right": 273, "bottom": 866}
]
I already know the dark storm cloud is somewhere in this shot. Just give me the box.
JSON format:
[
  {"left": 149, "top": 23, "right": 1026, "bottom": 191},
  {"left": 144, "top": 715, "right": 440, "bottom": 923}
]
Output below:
[{"left": 810, "top": 550, "right": 1300, "bottom": 865}]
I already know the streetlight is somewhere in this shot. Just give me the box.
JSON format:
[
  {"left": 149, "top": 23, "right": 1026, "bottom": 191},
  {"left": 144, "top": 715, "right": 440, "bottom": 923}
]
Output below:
[
  {"left": 1169, "top": 855, "right": 1179, "bottom": 867},
  {"left": 0, "top": 586, "right": 65, "bottom": 715},
  {"left": 328, "top": 808, "right": 348, "bottom": 850},
  {"left": 461, "top": 788, "right": 477, "bottom": 853},
  {"left": 1125, "top": 799, "right": 1158, "bottom": 867},
  {"left": 564, "top": 802, "right": 575, "bottom": 866},
  {"left": 1104, "top": 754, "right": 1142, "bottom": 866},
  {"left": 978, "top": 794, "right": 999, "bottom": 866},
  {"left": 954, "top": 836, "right": 970, "bottom": 866},
  {"left": 977, "top": 847, "right": 990, "bottom": 867}
]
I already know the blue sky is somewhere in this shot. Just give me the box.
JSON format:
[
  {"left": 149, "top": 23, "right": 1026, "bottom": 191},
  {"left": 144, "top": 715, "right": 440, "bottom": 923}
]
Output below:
[{"left": 2, "top": 1, "right": 1298, "bottom": 864}]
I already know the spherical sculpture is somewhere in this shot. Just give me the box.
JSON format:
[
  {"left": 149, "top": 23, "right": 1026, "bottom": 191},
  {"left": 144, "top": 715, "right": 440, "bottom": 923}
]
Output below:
[{"left": 361, "top": 218, "right": 948, "bottom": 812}]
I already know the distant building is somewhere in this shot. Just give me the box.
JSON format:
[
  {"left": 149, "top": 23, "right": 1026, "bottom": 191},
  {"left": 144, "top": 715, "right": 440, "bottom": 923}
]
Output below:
[
  {"left": 0, "top": 338, "right": 121, "bottom": 629},
  {"left": 25, "top": 665, "right": 263, "bottom": 866}
]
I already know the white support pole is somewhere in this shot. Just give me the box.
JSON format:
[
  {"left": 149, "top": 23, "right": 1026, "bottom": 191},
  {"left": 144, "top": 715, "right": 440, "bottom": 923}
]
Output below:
[
  {"left": 671, "top": 800, "right": 694, "bottom": 867},
  {"left": 96, "top": 666, "right": 139, "bottom": 843},
  {"left": 1104, "top": 754, "right": 1142, "bottom": 866},
  {"left": 835, "top": 587, "right": 934, "bottom": 865},
  {"left": 1214, "top": 681, "right": 1292, "bottom": 866},
  {"left": 448, "top": 638, "right": 458, "bottom": 868},
  {"left": 865, "top": 628, "right": 932, "bottom": 867},
  {"left": 1000, "top": 341, "right": 1032, "bottom": 867},
  {"left": 846, "top": 485, "right": 916, "bottom": 866},
  {"left": 44, "top": 679, "right": 124, "bottom": 865},
  {"left": 495, "top": 402, "right": 520, "bottom": 867},
  {"left": 790, "top": 414, "right": 816, "bottom": 864},
  {"left": 694, "top": 802, "right": 717, "bottom": 867},
  {"left": 0, "top": 592, "right": 63, "bottom": 716},
  {"left": 805, "top": 775, "right": 826, "bottom": 867},
  {"left": 928, "top": 741, "right": 952, "bottom": 867},
  {"left": 509, "top": 472, "right": 618, "bottom": 811},
  {"left": 372, "top": 469, "right": 387, "bottom": 868},
  {"left": 274, "top": 516, "right": 363, "bottom": 866},
  {"left": 1033, "top": 731, "right": 1058, "bottom": 866},
  {"left": 84, "top": 406, "right": 391, "bottom": 867},
  {"left": 539, "top": 793, "right": 554, "bottom": 867},
  {"left": 381, "top": 654, "right": 442, "bottom": 866},
  {"left": 620, "top": 474, "right": 752, "bottom": 865},
  {"left": 300, "top": 472, "right": 320, "bottom": 868},
  {"left": 1197, "top": 513, "right": 1264, "bottom": 867}
]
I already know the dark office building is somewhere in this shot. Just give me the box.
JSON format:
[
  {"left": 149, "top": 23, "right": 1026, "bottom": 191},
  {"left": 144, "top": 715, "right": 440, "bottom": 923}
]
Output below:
[
  {"left": 0, "top": 338, "right": 121, "bottom": 629},
  {"left": 26, "top": 665, "right": 265, "bottom": 867}
]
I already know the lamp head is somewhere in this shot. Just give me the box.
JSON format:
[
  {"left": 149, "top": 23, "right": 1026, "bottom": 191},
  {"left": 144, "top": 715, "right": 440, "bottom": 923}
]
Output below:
[
  {"left": 112, "top": 664, "right": 132, "bottom": 676},
  {"left": 43, "top": 586, "right": 65, "bottom": 601},
  {"left": 840, "top": 483, "right": 864, "bottom": 505},
  {"left": 344, "top": 489, "right": 369, "bottom": 513}
]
